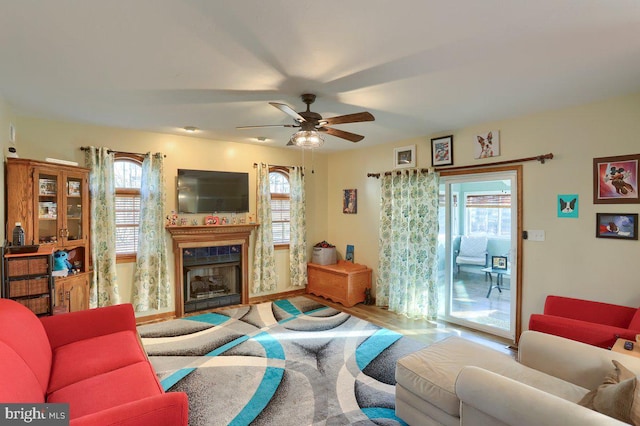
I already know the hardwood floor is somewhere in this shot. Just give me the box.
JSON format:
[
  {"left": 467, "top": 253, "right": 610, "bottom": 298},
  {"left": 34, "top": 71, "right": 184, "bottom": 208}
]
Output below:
[{"left": 303, "top": 294, "right": 516, "bottom": 356}]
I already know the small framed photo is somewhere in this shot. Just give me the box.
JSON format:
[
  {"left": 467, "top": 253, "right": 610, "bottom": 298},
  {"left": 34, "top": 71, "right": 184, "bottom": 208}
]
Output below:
[
  {"left": 593, "top": 154, "right": 639, "bottom": 204},
  {"left": 343, "top": 189, "right": 357, "bottom": 214},
  {"left": 596, "top": 213, "right": 638, "bottom": 240},
  {"left": 491, "top": 256, "right": 508, "bottom": 270},
  {"left": 394, "top": 145, "right": 416, "bottom": 169},
  {"left": 346, "top": 245, "right": 354, "bottom": 262},
  {"left": 431, "top": 135, "right": 453, "bottom": 166}
]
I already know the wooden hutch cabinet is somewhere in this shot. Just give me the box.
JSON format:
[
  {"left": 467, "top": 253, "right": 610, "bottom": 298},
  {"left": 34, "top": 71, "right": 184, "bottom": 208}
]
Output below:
[{"left": 5, "top": 158, "right": 91, "bottom": 313}]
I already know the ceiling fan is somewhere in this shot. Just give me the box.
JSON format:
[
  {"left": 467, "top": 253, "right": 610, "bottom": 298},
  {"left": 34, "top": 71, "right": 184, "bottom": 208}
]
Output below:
[{"left": 237, "top": 94, "right": 375, "bottom": 147}]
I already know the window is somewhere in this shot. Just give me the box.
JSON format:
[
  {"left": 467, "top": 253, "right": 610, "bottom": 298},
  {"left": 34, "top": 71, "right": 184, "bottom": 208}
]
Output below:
[
  {"left": 114, "top": 155, "right": 143, "bottom": 261},
  {"left": 465, "top": 192, "right": 511, "bottom": 238},
  {"left": 269, "top": 168, "right": 290, "bottom": 247}
]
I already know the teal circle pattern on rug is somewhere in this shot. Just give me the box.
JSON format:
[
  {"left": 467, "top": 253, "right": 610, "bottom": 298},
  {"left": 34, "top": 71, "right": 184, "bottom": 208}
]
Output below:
[{"left": 139, "top": 296, "right": 425, "bottom": 425}]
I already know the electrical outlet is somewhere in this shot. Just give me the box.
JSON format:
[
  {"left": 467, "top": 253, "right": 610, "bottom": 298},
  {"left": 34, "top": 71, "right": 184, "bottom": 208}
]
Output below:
[{"left": 528, "top": 230, "right": 545, "bottom": 241}]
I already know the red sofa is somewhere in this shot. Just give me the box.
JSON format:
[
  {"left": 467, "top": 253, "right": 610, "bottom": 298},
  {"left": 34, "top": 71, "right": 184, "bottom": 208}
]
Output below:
[
  {"left": 529, "top": 295, "right": 640, "bottom": 349},
  {"left": 0, "top": 299, "right": 188, "bottom": 425}
]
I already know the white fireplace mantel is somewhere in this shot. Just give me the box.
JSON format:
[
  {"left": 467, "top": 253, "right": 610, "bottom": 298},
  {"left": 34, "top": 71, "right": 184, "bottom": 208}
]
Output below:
[{"left": 166, "top": 224, "right": 258, "bottom": 317}]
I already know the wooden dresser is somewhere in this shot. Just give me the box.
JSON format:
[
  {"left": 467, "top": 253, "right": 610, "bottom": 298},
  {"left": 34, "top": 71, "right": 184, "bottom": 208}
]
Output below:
[{"left": 307, "top": 260, "right": 372, "bottom": 307}]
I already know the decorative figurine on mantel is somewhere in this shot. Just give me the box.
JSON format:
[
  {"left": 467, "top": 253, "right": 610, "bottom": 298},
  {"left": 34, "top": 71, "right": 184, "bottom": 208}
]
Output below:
[{"left": 166, "top": 210, "right": 178, "bottom": 226}]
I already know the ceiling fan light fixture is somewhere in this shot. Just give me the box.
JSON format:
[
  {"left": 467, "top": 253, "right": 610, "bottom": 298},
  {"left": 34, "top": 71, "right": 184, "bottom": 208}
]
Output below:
[{"left": 290, "top": 130, "right": 324, "bottom": 148}]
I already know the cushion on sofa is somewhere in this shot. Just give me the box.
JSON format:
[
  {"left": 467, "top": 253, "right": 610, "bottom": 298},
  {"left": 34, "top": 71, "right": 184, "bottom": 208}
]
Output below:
[
  {"left": 544, "top": 296, "right": 637, "bottom": 328},
  {"left": 47, "top": 361, "right": 164, "bottom": 419},
  {"left": 396, "top": 336, "right": 588, "bottom": 417},
  {"left": 47, "top": 330, "right": 148, "bottom": 394},
  {"left": 529, "top": 314, "right": 636, "bottom": 348},
  {"left": 0, "top": 298, "right": 52, "bottom": 393},
  {"left": 580, "top": 360, "right": 640, "bottom": 425},
  {"left": 0, "top": 342, "right": 46, "bottom": 402}
]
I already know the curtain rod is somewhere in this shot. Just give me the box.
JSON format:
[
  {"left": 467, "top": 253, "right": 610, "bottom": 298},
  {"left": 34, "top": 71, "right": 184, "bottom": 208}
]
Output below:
[
  {"left": 367, "top": 153, "right": 553, "bottom": 178},
  {"left": 80, "top": 146, "right": 166, "bottom": 158},
  {"left": 253, "top": 163, "right": 302, "bottom": 169}
]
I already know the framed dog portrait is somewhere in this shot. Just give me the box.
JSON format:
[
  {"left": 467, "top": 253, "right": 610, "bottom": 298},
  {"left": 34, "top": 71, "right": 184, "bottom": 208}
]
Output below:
[
  {"left": 474, "top": 130, "right": 500, "bottom": 159},
  {"left": 394, "top": 145, "right": 416, "bottom": 169},
  {"left": 593, "top": 154, "right": 640, "bottom": 204},
  {"left": 596, "top": 213, "right": 638, "bottom": 240},
  {"left": 431, "top": 135, "right": 453, "bottom": 166},
  {"left": 557, "top": 194, "right": 578, "bottom": 218}
]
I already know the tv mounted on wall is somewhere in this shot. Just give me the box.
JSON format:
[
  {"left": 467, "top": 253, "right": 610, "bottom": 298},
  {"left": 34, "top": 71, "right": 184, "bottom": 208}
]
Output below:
[{"left": 177, "top": 169, "right": 249, "bottom": 214}]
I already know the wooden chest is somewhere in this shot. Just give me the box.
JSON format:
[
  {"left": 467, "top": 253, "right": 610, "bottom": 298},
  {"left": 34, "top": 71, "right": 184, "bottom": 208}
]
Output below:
[{"left": 307, "top": 260, "right": 372, "bottom": 307}]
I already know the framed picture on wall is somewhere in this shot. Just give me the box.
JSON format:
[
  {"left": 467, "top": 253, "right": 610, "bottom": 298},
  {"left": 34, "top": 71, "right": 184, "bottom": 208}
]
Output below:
[
  {"left": 431, "top": 135, "right": 453, "bottom": 166},
  {"left": 343, "top": 189, "right": 357, "bottom": 214},
  {"left": 593, "top": 154, "right": 640, "bottom": 204},
  {"left": 596, "top": 213, "right": 638, "bottom": 240},
  {"left": 394, "top": 145, "right": 416, "bottom": 169}
]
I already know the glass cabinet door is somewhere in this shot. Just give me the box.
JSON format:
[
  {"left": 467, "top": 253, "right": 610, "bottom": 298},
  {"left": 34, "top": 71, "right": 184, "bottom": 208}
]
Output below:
[
  {"left": 36, "top": 171, "right": 59, "bottom": 245},
  {"left": 65, "top": 174, "right": 84, "bottom": 243}
]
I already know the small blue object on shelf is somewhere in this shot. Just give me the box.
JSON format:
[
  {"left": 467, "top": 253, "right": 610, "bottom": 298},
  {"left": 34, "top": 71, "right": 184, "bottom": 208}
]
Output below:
[
  {"left": 53, "top": 250, "right": 73, "bottom": 272},
  {"left": 346, "top": 245, "right": 354, "bottom": 262}
]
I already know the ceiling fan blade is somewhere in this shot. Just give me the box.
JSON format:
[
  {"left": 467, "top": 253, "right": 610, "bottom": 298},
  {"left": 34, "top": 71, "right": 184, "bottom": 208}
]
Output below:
[
  {"left": 321, "top": 111, "right": 374, "bottom": 126},
  {"left": 318, "top": 126, "right": 364, "bottom": 143},
  {"left": 236, "top": 124, "right": 299, "bottom": 130},
  {"left": 269, "top": 102, "right": 306, "bottom": 122}
]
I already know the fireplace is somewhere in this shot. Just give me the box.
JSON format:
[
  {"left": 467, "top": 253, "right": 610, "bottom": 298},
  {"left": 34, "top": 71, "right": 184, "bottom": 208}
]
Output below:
[
  {"left": 167, "top": 224, "right": 258, "bottom": 317},
  {"left": 183, "top": 245, "right": 242, "bottom": 313}
]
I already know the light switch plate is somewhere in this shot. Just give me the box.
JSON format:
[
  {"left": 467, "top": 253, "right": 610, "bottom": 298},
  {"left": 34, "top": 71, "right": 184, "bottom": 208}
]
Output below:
[{"left": 528, "top": 230, "right": 545, "bottom": 241}]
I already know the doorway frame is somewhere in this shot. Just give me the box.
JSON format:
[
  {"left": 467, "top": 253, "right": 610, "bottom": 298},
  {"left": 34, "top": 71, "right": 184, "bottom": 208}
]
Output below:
[{"left": 440, "top": 165, "right": 523, "bottom": 342}]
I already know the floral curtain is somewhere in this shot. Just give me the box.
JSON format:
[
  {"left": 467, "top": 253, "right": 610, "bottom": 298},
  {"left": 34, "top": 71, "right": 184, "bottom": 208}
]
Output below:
[
  {"left": 85, "top": 146, "right": 119, "bottom": 307},
  {"left": 252, "top": 163, "right": 277, "bottom": 293},
  {"left": 376, "top": 170, "right": 440, "bottom": 319},
  {"left": 288, "top": 166, "right": 307, "bottom": 287},
  {"left": 132, "top": 153, "right": 170, "bottom": 311}
]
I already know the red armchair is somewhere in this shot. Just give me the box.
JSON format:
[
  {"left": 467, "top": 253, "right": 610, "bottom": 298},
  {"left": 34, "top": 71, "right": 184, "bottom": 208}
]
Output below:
[
  {"left": 529, "top": 295, "right": 640, "bottom": 349},
  {"left": 0, "top": 299, "right": 188, "bottom": 425}
]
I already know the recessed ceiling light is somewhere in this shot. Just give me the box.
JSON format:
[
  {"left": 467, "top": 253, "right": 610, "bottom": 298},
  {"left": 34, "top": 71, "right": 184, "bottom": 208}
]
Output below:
[
  {"left": 183, "top": 126, "right": 198, "bottom": 133},
  {"left": 257, "top": 136, "right": 267, "bottom": 142}
]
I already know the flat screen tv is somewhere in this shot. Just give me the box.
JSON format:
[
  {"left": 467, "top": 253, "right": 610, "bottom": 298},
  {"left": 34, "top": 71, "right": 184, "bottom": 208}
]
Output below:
[{"left": 177, "top": 169, "right": 249, "bottom": 214}]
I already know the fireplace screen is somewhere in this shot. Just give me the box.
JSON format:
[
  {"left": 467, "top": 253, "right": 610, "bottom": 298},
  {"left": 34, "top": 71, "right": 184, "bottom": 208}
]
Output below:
[
  {"left": 186, "top": 263, "right": 239, "bottom": 302},
  {"left": 182, "top": 244, "right": 242, "bottom": 313}
]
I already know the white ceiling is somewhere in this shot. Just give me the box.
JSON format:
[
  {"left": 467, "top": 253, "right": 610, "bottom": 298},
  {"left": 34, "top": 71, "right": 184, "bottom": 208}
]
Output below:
[{"left": 1, "top": 0, "right": 639, "bottom": 152}]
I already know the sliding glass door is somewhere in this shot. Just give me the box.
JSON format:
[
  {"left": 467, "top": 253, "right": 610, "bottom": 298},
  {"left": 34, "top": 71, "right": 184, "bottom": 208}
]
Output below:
[{"left": 437, "top": 169, "right": 519, "bottom": 340}]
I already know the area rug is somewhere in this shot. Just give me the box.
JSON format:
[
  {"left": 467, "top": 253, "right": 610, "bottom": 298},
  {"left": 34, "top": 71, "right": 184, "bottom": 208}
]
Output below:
[{"left": 138, "top": 296, "right": 427, "bottom": 426}]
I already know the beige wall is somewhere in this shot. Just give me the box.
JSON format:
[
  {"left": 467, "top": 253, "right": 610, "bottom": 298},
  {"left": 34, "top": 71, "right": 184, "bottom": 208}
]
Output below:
[
  {"left": 7, "top": 116, "right": 329, "bottom": 316},
  {"left": 326, "top": 92, "right": 640, "bottom": 329},
  {"left": 3, "top": 92, "right": 639, "bottom": 326}
]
